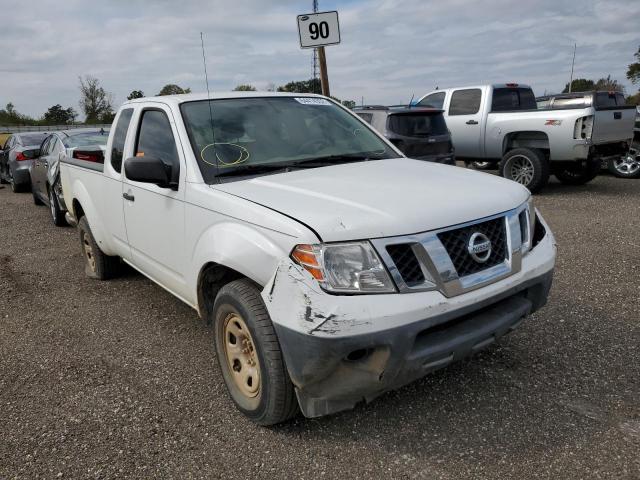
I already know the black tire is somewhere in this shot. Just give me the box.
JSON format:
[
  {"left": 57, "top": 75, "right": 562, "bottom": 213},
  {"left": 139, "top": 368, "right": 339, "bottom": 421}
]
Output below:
[
  {"left": 607, "top": 146, "right": 640, "bottom": 179},
  {"left": 77, "top": 216, "right": 121, "bottom": 280},
  {"left": 499, "top": 148, "right": 550, "bottom": 193},
  {"left": 553, "top": 159, "right": 601, "bottom": 185},
  {"left": 9, "top": 171, "right": 23, "bottom": 193},
  {"left": 48, "top": 184, "right": 67, "bottom": 226},
  {"left": 212, "top": 278, "right": 298, "bottom": 425},
  {"left": 32, "top": 188, "right": 44, "bottom": 205}
]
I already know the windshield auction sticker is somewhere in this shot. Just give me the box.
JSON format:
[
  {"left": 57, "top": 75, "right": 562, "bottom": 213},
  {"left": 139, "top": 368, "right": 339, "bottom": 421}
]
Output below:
[{"left": 295, "top": 97, "right": 331, "bottom": 105}]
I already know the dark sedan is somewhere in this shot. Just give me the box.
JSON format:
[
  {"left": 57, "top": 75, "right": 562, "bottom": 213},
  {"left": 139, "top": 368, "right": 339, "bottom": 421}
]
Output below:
[{"left": 0, "top": 132, "right": 49, "bottom": 192}]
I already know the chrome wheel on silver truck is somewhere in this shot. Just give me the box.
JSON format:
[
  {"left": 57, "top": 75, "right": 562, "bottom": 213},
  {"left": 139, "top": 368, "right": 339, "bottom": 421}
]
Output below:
[
  {"left": 608, "top": 146, "right": 640, "bottom": 179},
  {"left": 499, "top": 148, "right": 549, "bottom": 193}
]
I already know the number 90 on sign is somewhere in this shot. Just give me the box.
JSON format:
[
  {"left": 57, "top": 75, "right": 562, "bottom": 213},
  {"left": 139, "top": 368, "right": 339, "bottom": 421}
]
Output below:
[{"left": 297, "top": 11, "right": 340, "bottom": 49}]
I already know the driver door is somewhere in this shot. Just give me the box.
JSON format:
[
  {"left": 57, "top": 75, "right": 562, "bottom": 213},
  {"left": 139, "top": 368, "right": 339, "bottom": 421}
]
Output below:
[{"left": 122, "top": 105, "right": 187, "bottom": 298}]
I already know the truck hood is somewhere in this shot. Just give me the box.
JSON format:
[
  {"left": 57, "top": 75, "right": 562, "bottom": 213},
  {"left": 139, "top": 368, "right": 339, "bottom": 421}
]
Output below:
[{"left": 213, "top": 158, "right": 529, "bottom": 242}]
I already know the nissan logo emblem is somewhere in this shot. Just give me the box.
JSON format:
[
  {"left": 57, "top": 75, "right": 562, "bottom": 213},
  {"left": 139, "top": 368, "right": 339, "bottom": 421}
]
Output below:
[{"left": 467, "top": 232, "right": 492, "bottom": 263}]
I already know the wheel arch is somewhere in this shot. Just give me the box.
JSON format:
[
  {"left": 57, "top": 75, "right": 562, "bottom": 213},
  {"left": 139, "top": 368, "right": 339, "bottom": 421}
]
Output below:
[
  {"left": 503, "top": 131, "right": 550, "bottom": 156},
  {"left": 191, "top": 221, "right": 292, "bottom": 320}
]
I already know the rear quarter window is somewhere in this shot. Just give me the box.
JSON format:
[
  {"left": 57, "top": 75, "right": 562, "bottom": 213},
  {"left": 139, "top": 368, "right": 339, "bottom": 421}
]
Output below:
[
  {"left": 449, "top": 89, "right": 482, "bottom": 115},
  {"left": 491, "top": 88, "right": 537, "bottom": 111},
  {"left": 356, "top": 112, "right": 373, "bottom": 124},
  {"left": 110, "top": 109, "right": 134, "bottom": 173}
]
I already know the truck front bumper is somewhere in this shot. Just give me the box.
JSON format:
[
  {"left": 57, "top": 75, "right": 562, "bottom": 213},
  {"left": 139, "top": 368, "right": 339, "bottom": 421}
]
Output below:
[{"left": 263, "top": 224, "right": 556, "bottom": 418}]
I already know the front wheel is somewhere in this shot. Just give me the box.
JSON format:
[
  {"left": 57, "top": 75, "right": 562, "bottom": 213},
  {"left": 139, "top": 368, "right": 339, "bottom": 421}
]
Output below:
[
  {"left": 499, "top": 148, "right": 550, "bottom": 193},
  {"left": 213, "top": 278, "right": 298, "bottom": 425},
  {"left": 553, "top": 159, "right": 601, "bottom": 185},
  {"left": 608, "top": 146, "right": 640, "bottom": 179}
]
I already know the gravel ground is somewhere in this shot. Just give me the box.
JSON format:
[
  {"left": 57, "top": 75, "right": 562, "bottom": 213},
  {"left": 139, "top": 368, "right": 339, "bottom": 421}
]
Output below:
[{"left": 0, "top": 174, "right": 639, "bottom": 479}]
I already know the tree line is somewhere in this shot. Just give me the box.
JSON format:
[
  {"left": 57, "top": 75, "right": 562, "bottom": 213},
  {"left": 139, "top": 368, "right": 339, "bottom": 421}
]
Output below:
[{"left": 2, "top": 45, "right": 638, "bottom": 127}]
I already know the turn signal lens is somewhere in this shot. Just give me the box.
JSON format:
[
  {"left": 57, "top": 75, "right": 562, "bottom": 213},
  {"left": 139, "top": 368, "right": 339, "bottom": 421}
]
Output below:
[{"left": 291, "top": 244, "right": 324, "bottom": 280}]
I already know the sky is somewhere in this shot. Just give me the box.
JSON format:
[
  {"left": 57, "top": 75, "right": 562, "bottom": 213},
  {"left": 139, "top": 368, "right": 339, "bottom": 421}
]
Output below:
[{"left": 1, "top": 0, "right": 639, "bottom": 119}]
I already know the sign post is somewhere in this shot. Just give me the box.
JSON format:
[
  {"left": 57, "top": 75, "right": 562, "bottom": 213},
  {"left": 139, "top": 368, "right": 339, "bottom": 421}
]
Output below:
[{"left": 297, "top": 11, "right": 340, "bottom": 97}]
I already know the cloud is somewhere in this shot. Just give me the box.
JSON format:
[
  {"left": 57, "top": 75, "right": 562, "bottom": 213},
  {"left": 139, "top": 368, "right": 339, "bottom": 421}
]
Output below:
[{"left": 0, "top": 0, "right": 638, "bottom": 118}]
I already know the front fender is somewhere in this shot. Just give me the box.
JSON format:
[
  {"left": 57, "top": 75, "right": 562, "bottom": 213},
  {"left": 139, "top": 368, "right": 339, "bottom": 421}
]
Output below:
[{"left": 190, "top": 221, "right": 292, "bottom": 293}]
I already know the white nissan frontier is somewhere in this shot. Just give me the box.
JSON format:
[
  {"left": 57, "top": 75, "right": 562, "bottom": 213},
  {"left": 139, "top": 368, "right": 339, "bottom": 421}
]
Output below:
[{"left": 60, "top": 92, "right": 556, "bottom": 425}]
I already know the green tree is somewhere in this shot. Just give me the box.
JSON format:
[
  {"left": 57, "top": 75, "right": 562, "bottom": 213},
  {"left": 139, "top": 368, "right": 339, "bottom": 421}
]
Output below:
[
  {"left": 595, "top": 75, "right": 625, "bottom": 93},
  {"left": 157, "top": 84, "right": 191, "bottom": 96},
  {"left": 277, "top": 78, "right": 321, "bottom": 94},
  {"left": 127, "top": 90, "right": 145, "bottom": 100},
  {"left": 79, "top": 75, "right": 114, "bottom": 123},
  {"left": 43, "top": 104, "right": 77, "bottom": 125},
  {"left": 562, "top": 78, "right": 595, "bottom": 93},
  {"left": 0, "top": 103, "right": 37, "bottom": 125},
  {"left": 626, "top": 45, "right": 640, "bottom": 85},
  {"left": 233, "top": 84, "right": 257, "bottom": 91},
  {"left": 340, "top": 99, "right": 356, "bottom": 109}
]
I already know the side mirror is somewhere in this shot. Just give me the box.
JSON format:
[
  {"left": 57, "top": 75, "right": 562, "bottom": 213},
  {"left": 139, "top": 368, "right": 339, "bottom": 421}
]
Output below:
[{"left": 124, "top": 156, "right": 177, "bottom": 190}]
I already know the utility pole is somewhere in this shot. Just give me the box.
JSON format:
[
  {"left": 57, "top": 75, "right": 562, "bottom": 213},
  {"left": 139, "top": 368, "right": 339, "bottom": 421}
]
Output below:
[
  {"left": 318, "top": 46, "right": 330, "bottom": 97},
  {"left": 312, "top": 0, "right": 319, "bottom": 94},
  {"left": 568, "top": 43, "right": 576, "bottom": 93}
]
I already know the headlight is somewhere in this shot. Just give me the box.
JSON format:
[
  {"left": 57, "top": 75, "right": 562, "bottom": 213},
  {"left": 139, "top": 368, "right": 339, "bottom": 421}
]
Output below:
[
  {"left": 520, "top": 198, "right": 536, "bottom": 254},
  {"left": 291, "top": 242, "right": 396, "bottom": 294}
]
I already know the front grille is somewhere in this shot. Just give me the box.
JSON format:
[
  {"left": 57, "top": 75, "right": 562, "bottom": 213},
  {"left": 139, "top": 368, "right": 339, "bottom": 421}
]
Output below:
[
  {"left": 437, "top": 217, "right": 507, "bottom": 277},
  {"left": 386, "top": 244, "right": 425, "bottom": 286}
]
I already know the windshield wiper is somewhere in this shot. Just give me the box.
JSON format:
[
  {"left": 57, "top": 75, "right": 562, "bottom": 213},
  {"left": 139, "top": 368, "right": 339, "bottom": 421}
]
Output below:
[
  {"left": 214, "top": 163, "right": 293, "bottom": 178},
  {"left": 288, "top": 153, "right": 380, "bottom": 167},
  {"left": 214, "top": 153, "right": 386, "bottom": 178}
]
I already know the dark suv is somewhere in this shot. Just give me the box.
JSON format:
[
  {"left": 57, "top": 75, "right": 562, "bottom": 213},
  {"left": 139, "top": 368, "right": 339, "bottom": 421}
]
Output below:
[{"left": 354, "top": 106, "right": 455, "bottom": 165}]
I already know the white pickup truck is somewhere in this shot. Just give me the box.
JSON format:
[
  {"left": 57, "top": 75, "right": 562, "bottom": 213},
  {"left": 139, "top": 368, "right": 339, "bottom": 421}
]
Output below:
[
  {"left": 60, "top": 92, "right": 556, "bottom": 425},
  {"left": 418, "top": 84, "right": 636, "bottom": 191}
]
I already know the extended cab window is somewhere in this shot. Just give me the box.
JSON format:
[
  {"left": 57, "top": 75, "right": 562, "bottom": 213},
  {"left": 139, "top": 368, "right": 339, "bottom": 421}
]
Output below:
[
  {"left": 449, "top": 89, "right": 481, "bottom": 115},
  {"left": 135, "top": 110, "right": 180, "bottom": 183},
  {"left": 418, "top": 92, "right": 445, "bottom": 109},
  {"left": 595, "top": 92, "right": 626, "bottom": 108},
  {"left": 491, "top": 88, "right": 537, "bottom": 111},
  {"left": 111, "top": 108, "right": 133, "bottom": 173}
]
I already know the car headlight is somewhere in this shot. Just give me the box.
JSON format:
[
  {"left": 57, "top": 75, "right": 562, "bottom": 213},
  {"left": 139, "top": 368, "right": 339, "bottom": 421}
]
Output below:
[
  {"left": 520, "top": 198, "right": 536, "bottom": 254},
  {"left": 291, "top": 242, "right": 396, "bottom": 294}
]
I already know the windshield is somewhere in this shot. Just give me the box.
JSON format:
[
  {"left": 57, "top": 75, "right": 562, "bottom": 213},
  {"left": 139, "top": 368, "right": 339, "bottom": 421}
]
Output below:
[
  {"left": 180, "top": 97, "right": 397, "bottom": 182},
  {"left": 63, "top": 131, "right": 110, "bottom": 148}
]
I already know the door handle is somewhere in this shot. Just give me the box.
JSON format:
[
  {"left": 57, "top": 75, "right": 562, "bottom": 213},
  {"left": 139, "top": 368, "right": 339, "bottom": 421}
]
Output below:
[
  {"left": 466, "top": 120, "right": 479, "bottom": 125},
  {"left": 123, "top": 192, "right": 135, "bottom": 202}
]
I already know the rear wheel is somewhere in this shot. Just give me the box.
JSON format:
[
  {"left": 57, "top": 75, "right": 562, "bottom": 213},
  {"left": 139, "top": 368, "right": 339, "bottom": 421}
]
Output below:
[
  {"left": 32, "top": 186, "right": 44, "bottom": 205},
  {"left": 212, "top": 278, "right": 298, "bottom": 425},
  {"left": 608, "top": 145, "right": 640, "bottom": 179},
  {"left": 553, "top": 159, "right": 601, "bottom": 185},
  {"left": 469, "top": 161, "right": 495, "bottom": 170},
  {"left": 499, "top": 148, "right": 550, "bottom": 193},
  {"left": 48, "top": 183, "right": 67, "bottom": 226},
  {"left": 77, "top": 216, "right": 120, "bottom": 280}
]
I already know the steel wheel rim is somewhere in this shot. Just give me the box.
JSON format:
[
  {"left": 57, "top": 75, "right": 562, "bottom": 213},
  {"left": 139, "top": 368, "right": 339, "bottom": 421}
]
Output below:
[
  {"left": 82, "top": 231, "right": 96, "bottom": 272},
  {"left": 508, "top": 155, "right": 535, "bottom": 185},
  {"left": 222, "top": 312, "right": 261, "bottom": 398},
  {"left": 613, "top": 151, "right": 640, "bottom": 175}
]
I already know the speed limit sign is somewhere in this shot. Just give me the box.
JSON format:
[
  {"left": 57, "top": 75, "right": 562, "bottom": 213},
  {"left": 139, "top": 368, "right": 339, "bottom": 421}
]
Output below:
[{"left": 297, "top": 11, "right": 340, "bottom": 49}]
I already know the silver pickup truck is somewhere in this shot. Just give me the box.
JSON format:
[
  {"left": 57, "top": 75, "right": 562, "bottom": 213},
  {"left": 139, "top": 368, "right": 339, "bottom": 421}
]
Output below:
[{"left": 418, "top": 84, "right": 636, "bottom": 192}]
